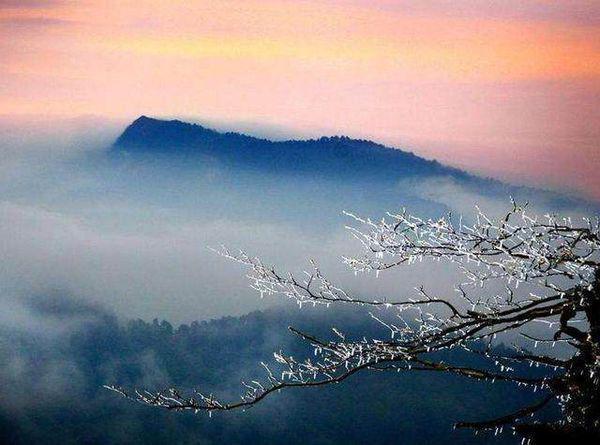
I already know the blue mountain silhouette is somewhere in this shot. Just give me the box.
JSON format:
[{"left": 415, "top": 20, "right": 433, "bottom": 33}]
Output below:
[
  {"left": 112, "top": 116, "right": 593, "bottom": 211},
  {"left": 113, "top": 116, "right": 463, "bottom": 180}
]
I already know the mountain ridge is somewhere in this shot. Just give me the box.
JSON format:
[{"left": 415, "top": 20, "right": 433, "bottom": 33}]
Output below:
[
  {"left": 113, "top": 115, "right": 468, "bottom": 180},
  {"left": 111, "top": 116, "right": 596, "bottom": 212},
  {"left": 117, "top": 115, "right": 425, "bottom": 154}
]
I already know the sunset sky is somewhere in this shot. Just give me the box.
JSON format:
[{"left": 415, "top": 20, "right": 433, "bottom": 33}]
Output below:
[{"left": 1, "top": 0, "right": 599, "bottom": 198}]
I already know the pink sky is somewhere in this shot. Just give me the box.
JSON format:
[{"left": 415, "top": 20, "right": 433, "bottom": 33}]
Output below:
[{"left": 1, "top": 0, "right": 599, "bottom": 198}]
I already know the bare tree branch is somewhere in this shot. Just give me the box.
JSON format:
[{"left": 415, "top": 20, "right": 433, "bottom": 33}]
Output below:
[{"left": 107, "top": 202, "right": 600, "bottom": 440}]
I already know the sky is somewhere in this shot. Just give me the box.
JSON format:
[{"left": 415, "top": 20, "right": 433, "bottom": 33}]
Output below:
[{"left": 1, "top": 0, "right": 599, "bottom": 198}]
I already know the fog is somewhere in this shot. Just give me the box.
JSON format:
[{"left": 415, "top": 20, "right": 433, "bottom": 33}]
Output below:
[
  {"left": 0, "top": 117, "right": 589, "bottom": 444},
  {"left": 0, "top": 117, "right": 445, "bottom": 323},
  {"left": 0, "top": 116, "right": 595, "bottom": 325}
]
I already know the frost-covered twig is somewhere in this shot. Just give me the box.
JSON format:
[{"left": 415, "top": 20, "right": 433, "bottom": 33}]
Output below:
[{"left": 107, "top": 202, "right": 600, "bottom": 440}]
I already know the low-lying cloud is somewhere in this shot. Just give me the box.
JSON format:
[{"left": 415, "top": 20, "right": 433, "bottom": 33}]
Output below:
[{"left": 0, "top": 118, "right": 594, "bottom": 325}]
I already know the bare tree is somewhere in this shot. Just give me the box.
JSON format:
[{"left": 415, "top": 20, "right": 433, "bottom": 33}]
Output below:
[{"left": 107, "top": 202, "right": 600, "bottom": 442}]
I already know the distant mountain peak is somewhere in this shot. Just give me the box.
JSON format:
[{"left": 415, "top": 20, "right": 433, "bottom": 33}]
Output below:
[
  {"left": 128, "top": 114, "right": 159, "bottom": 127},
  {"left": 109, "top": 116, "right": 595, "bottom": 212},
  {"left": 112, "top": 116, "right": 464, "bottom": 181},
  {"left": 116, "top": 116, "right": 410, "bottom": 155}
]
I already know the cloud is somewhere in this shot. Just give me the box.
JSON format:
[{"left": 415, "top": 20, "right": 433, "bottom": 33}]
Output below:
[
  {"left": 343, "top": 0, "right": 600, "bottom": 27},
  {"left": 0, "top": 199, "right": 351, "bottom": 322},
  {"left": 398, "top": 175, "right": 594, "bottom": 221},
  {"left": 398, "top": 176, "right": 511, "bottom": 218},
  {"left": 0, "top": 198, "right": 465, "bottom": 324},
  {"left": 0, "top": 119, "right": 593, "bottom": 326},
  {"left": 0, "top": 293, "right": 105, "bottom": 412},
  {"left": 0, "top": 16, "right": 74, "bottom": 28},
  {"left": 0, "top": 0, "right": 62, "bottom": 9}
]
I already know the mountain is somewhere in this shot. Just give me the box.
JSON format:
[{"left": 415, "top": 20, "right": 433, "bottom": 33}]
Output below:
[
  {"left": 113, "top": 115, "right": 462, "bottom": 181},
  {"left": 0, "top": 294, "right": 534, "bottom": 445},
  {"left": 111, "top": 116, "right": 595, "bottom": 213}
]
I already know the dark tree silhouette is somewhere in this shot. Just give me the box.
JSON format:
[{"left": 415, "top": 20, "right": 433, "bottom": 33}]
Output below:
[{"left": 107, "top": 202, "right": 600, "bottom": 442}]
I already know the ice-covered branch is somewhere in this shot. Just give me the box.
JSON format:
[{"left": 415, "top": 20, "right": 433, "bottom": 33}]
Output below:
[
  {"left": 343, "top": 202, "right": 599, "bottom": 289},
  {"left": 108, "top": 202, "right": 600, "bottom": 440}
]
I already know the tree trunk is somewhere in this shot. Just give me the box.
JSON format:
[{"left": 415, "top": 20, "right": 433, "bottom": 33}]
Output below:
[{"left": 525, "top": 272, "right": 600, "bottom": 443}]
